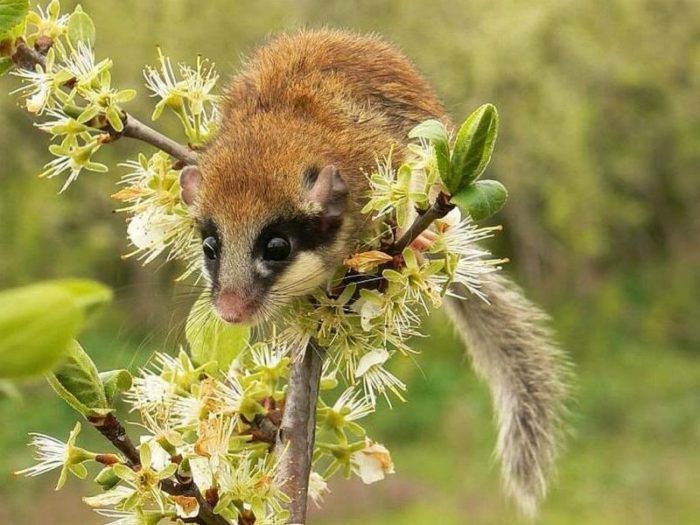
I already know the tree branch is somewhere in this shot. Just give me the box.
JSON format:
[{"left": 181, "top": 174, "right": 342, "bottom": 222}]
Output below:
[
  {"left": 122, "top": 114, "right": 198, "bottom": 165},
  {"left": 10, "top": 40, "right": 198, "bottom": 166},
  {"left": 88, "top": 413, "right": 227, "bottom": 525},
  {"left": 276, "top": 343, "right": 325, "bottom": 524},
  {"left": 88, "top": 413, "right": 140, "bottom": 466},
  {"left": 392, "top": 191, "right": 455, "bottom": 253},
  {"left": 10, "top": 39, "right": 46, "bottom": 70}
]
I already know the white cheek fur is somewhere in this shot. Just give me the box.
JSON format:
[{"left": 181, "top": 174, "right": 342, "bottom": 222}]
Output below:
[{"left": 273, "top": 252, "right": 328, "bottom": 296}]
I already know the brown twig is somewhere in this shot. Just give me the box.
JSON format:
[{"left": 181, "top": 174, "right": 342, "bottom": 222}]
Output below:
[
  {"left": 88, "top": 413, "right": 227, "bottom": 525},
  {"left": 88, "top": 413, "right": 141, "bottom": 466},
  {"left": 10, "top": 39, "right": 46, "bottom": 70},
  {"left": 392, "top": 191, "right": 455, "bottom": 253},
  {"left": 276, "top": 343, "right": 325, "bottom": 524},
  {"left": 10, "top": 40, "right": 198, "bottom": 166},
  {"left": 122, "top": 115, "right": 198, "bottom": 165}
]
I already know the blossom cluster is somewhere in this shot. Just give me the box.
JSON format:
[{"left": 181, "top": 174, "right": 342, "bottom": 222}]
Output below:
[
  {"left": 9, "top": 0, "right": 219, "bottom": 273},
  {"left": 112, "top": 152, "right": 200, "bottom": 279},
  {"left": 12, "top": 1, "right": 132, "bottom": 191},
  {"left": 144, "top": 49, "right": 220, "bottom": 148},
  {"left": 11, "top": 0, "right": 218, "bottom": 194},
  {"left": 18, "top": 345, "right": 394, "bottom": 524}
]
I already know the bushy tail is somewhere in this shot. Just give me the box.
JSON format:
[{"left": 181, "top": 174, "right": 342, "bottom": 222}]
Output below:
[{"left": 445, "top": 273, "right": 570, "bottom": 517}]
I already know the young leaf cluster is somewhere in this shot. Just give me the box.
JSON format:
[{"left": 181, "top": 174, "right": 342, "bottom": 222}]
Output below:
[{"left": 409, "top": 104, "right": 508, "bottom": 220}]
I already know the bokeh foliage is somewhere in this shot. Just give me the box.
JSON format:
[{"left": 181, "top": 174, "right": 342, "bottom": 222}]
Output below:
[{"left": 0, "top": 1, "right": 698, "bottom": 524}]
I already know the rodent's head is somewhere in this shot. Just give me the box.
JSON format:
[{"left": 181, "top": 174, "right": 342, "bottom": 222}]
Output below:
[{"left": 182, "top": 115, "right": 361, "bottom": 325}]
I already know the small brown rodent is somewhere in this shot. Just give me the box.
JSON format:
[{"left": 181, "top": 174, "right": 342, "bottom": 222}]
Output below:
[{"left": 181, "top": 29, "right": 568, "bottom": 516}]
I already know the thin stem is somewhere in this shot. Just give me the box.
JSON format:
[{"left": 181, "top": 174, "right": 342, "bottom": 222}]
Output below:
[
  {"left": 392, "top": 192, "right": 455, "bottom": 253},
  {"left": 88, "top": 413, "right": 140, "bottom": 466},
  {"left": 122, "top": 115, "right": 198, "bottom": 165},
  {"left": 87, "top": 414, "right": 226, "bottom": 525},
  {"left": 10, "top": 40, "right": 198, "bottom": 166},
  {"left": 276, "top": 342, "right": 325, "bottom": 524},
  {"left": 10, "top": 39, "right": 46, "bottom": 70}
]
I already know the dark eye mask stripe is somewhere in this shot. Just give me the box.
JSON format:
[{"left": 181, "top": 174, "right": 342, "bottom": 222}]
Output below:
[{"left": 255, "top": 213, "right": 339, "bottom": 256}]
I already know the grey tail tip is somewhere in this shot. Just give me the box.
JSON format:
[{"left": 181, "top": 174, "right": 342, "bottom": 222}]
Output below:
[{"left": 445, "top": 273, "right": 571, "bottom": 518}]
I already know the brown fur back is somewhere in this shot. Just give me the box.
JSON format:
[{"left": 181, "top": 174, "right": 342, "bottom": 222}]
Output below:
[{"left": 200, "top": 30, "right": 446, "bottom": 241}]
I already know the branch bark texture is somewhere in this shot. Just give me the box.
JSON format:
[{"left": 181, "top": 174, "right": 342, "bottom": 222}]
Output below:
[
  {"left": 276, "top": 343, "right": 325, "bottom": 524},
  {"left": 122, "top": 115, "right": 198, "bottom": 165}
]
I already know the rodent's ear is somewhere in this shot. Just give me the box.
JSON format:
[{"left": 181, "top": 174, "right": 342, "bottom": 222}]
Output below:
[
  {"left": 179, "top": 166, "right": 202, "bottom": 206},
  {"left": 306, "top": 165, "right": 349, "bottom": 232}
]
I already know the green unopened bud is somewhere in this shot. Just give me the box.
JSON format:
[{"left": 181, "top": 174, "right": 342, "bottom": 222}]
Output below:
[
  {"left": 94, "top": 466, "right": 120, "bottom": 490},
  {"left": 165, "top": 93, "right": 185, "bottom": 112},
  {"left": 156, "top": 434, "right": 178, "bottom": 457},
  {"left": 48, "top": 0, "right": 62, "bottom": 19},
  {"left": 320, "top": 376, "right": 338, "bottom": 391}
]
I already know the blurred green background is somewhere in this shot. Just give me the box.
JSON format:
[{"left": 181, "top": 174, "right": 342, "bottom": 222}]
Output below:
[{"left": 1, "top": 0, "right": 699, "bottom": 523}]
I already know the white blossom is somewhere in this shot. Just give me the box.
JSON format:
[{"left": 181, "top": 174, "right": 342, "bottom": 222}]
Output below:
[
  {"left": 179, "top": 56, "right": 219, "bottom": 116},
  {"left": 143, "top": 50, "right": 181, "bottom": 105},
  {"left": 440, "top": 212, "right": 507, "bottom": 302},
  {"left": 351, "top": 439, "right": 395, "bottom": 484},
  {"left": 331, "top": 387, "right": 374, "bottom": 422},
  {"left": 61, "top": 42, "right": 112, "bottom": 87},
  {"left": 125, "top": 371, "right": 176, "bottom": 416},
  {"left": 308, "top": 471, "right": 330, "bottom": 507},
  {"left": 11, "top": 49, "right": 69, "bottom": 114},
  {"left": 16, "top": 433, "right": 69, "bottom": 478},
  {"left": 15, "top": 423, "right": 89, "bottom": 489},
  {"left": 115, "top": 154, "right": 199, "bottom": 277},
  {"left": 355, "top": 349, "right": 406, "bottom": 406}
]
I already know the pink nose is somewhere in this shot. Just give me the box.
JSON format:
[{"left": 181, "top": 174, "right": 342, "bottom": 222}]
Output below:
[{"left": 215, "top": 290, "right": 255, "bottom": 324}]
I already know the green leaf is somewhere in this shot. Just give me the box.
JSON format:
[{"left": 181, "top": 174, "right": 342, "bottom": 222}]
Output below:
[
  {"left": 0, "top": 283, "right": 82, "bottom": 378},
  {"left": 49, "top": 278, "right": 113, "bottom": 314},
  {"left": 409, "top": 118, "right": 452, "bottom": 186},
  {"left": 185, "top": 294, "right": 250, "bottom": 369},
  {"left": 408, "top": 119, "right": 448, "bottom": 143},
  {"left": 0, "top": 56, "right": 12, "bottom": 76},
  {"left": 0, "top": 279, "right": 111, "bottom": 379},
  {"left": 0, "top": 0, "right": 28, "bottom": 38},
  {"left": 67, "top": 5, "right": 95, "bottom": 47},
  {"left": 433, "top": 138, "right": 452, "bottom": 188},
  {"left": 450, "top": 104, "right": 499, "bottom": 192},
  {"left": 99, "top": 369, "right": 132, "bottom": 404},
  {"left": 451, "top": 180, "right": 508, "bottom": 221},
  {"left": 47, "top": 340, "right": 110, "bottom": 417}
]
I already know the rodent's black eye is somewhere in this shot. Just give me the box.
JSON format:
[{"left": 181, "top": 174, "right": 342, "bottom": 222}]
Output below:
[
  {"left": 202, "top": 236, "right": 218, "bottom": 260},
  {"left": 263, "top": 236, "right": 291, "bottom": 262}
]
